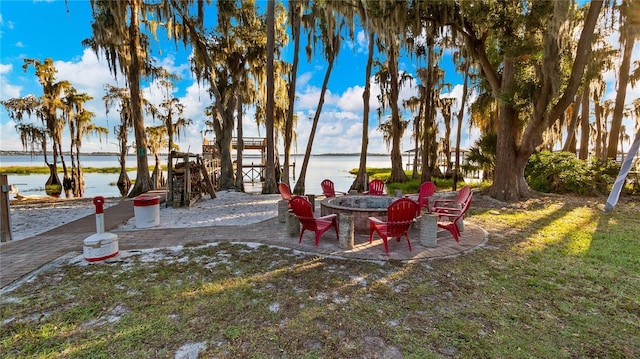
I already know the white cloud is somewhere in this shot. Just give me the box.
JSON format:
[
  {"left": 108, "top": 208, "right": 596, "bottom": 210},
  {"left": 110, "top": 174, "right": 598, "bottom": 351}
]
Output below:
[
  {"left": 356, "top": 30, "right": 369, "bottom": 53},
  {"left": 337, "top": 85, "right": 364, "bottom": 112}
]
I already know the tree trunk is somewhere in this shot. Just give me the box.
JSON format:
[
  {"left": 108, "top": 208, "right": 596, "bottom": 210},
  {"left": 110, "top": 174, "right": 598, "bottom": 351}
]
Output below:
[
  {"left": 215, "top": 102, "right": 237, "bottom": 190},
  {"left": 421, "top": 40, "right": 436, "bottom": 183},
  {"left": 235, "top": 95, "right": 245, "bottom": 191},
  {"left": 453, "top": 64, "right": 470, "bottom": 190},
  {"left": 128, "top": 0, "right": 152, "bottom": 197},
  {"left": 488, "top": 59, "right": 531, "bottom": 201},
  {"left": 151, "top": 154, "right": 161, "bottom": 190},
  {"left": 412, "top": 99, "right": 424, "bottom": 179},
  {"left": 562, "top": 94, "right": 581, "bottom": 154},
  {"left": 606, "top": 33, "right": 634, "bottom": 159},
  {"left": 263, "top": 0, "right": 277, "bottom": 194},
  {"left": 283, "top": 1, "right": 302, "bottom": 186},
  {"left": 579, "top": 89, "right": 591, "bottom": 160},
  {"left": 387, "top": 41, "right": 408, "bottom": 183},
  {"left": 293, "top": 52, "right": 335, "bottom": 195},
  {"left": 594, "top": 101, "right": 603, "bottom": 159},
  {"left": 350, "top": 29, "right": 375, "bottom": 193},
  {"left": 117, "top": 168, "right": 131, "bottom": 197}
]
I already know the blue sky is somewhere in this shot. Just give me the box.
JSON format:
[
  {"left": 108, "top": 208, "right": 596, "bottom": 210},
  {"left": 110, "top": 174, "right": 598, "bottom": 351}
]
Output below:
[{"left": 0, "top": 1, "right": 637, "bottom": 158}]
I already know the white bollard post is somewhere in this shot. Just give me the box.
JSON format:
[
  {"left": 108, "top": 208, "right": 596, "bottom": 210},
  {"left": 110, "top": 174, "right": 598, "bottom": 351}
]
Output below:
[{"left": 83, "top": 196, "right": 119, "bottom": 262}]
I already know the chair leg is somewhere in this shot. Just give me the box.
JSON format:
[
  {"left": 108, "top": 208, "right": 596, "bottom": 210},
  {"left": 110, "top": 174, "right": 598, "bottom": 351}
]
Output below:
[
  {"left": 315, "top": 233, "right": 321, "bottom": 247},
  {"left": 298, "top": 229, "right": 305, "bottom": 243},
  {"left": 406, "top": 235, "right": 412, "bottom": 252},
  {"left": 451, "top": 225, "right": 460, "bottom": 242},
  {"left": 382, "top": 237, "right": 389, "bottom": 253},
  {"left": 439, "top": 222, "right": 460, "bottom": 242}
]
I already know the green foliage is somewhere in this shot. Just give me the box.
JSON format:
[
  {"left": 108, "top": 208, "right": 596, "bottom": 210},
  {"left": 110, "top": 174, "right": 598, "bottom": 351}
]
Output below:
[
  {"left": 463, "top": 133, "right": 496, "bottom": 181},
  {"left": 525, "top": 151, "right": 620, "bottom": 195},
  {"left": 350, "top": 168, "right": 489, "bottom": 194}
]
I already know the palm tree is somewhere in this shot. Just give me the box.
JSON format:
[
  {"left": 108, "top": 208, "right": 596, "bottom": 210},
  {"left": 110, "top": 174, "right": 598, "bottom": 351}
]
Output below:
[
  {"left": 264, "top": 0, "right": 277, "bottom": 194},
  {"left": 85, "top": 0, "right": 157, "bottom": 197},
  {"left": 350, "top": 28, "right": 376, "bottom": 192},
  {"left": 145, "top": 125, "right": 169, "bottom": 189},
  {"left": 2, "top": 59, "right": 71, "bottom": 197},
  {"left": 103, "top": 84, "right": 134, "bottom": 196},
  {"left": 293, "top": 3, "right": 344, "bottom": 195},
  {"left": 452, "top": 54, "right": 473, "bottom": 190},
  {"left": 2, "top": 97, "right": 48, "bottom": 160},
  {"left": 62, "top": 88, "right": 106, "bottom": 197},
  {"left": 439, "top": 97, "right": 456, "bottom": 176},
  {"left": 73, "top": 111, "right": 108, "bottom": 198},
  {"left": 282, "top": 0, "right": 306, "bottom": 187}
]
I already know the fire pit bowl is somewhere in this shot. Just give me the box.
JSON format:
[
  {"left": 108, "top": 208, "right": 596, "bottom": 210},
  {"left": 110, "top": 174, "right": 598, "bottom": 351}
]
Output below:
[{"left": 320, "top": 195, "right": 398, "bottom": 234}]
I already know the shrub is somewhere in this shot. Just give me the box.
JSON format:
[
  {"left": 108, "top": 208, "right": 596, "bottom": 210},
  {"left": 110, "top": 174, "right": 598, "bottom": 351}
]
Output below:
[{"left": 525, "top": 151, "right": 620, "bottom": 195}]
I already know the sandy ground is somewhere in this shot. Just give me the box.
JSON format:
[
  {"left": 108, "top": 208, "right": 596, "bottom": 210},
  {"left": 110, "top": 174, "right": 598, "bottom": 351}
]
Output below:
[{"left": 6, "top": 191, "right": 282, "bottom": 241}]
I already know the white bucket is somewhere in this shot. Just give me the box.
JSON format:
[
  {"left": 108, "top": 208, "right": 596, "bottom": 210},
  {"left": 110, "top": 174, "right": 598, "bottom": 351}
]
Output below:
[{"left": 133, "top": 195, "right": 160, "bottom": 228}]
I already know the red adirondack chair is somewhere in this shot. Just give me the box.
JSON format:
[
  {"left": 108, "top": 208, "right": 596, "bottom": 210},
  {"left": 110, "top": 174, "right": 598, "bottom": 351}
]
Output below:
[
  {"left": 368, "top": 197, "right": 418, "bottom": 253},
  {"left": 432, "top": 185, "right": 471, "bottom": 214},
  {"left": 278, "top": 182, "right": 293, "bottom": 207},
  {"left": 364, "top": 179, "right": 385, "bottom": 196},
  {"left": 289, "top": 196, "right": 339, "bottom": 246},
  {"left": 321, "top": 179, "right": 346, "bottom": 198},
  {"left": 436, "top": 192, "right": 472, "bottom": 242},
  {"left": 415, "top": 181, "right": 436, "bottom": 214}
]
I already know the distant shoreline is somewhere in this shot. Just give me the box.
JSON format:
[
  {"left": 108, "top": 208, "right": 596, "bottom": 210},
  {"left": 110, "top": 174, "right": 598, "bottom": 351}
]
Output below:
[{"left": 0, "top": 150, "right": 390, "bottom": 157}]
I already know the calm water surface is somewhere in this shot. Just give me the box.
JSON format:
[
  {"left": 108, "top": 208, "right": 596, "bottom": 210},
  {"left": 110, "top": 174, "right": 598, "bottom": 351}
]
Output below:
[{"left": 0, "top": 154, "right": 392, "bottom": 198}]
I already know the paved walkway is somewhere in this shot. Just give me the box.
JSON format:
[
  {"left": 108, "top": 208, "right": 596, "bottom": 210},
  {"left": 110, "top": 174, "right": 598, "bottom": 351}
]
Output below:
[{"left": 0, "top": 192, "right": 488, "bottom": 289}]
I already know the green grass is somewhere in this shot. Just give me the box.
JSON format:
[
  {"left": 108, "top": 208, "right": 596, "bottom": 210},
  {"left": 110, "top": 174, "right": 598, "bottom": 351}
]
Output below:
[
  {"left": 349, "top": 167, "right": 491, "bottom": 194},
  {"left": 1, "top": 195, "right": 638, "bottom": 358}
]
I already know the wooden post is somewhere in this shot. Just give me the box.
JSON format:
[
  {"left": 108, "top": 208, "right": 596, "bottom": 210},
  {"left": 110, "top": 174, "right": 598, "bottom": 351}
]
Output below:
[
  {"left": 198, "top": 155, "right": 216, "bottom": 199},
  {"left": 184, "top": 153, "right": 191, "bottom": 206},
  {"left": 167, "top": 151, "right": 174, "bottom": 207},
  {"left": 0, "top": 174, "right": 12, "bottom": 242}
]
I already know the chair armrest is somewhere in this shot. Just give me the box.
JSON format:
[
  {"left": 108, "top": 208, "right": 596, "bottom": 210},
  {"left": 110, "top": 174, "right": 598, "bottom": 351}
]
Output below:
[
  {"left": 368, "top": 216, "right": 385, "bottom": 225},
  {"left": 317, "top": 214, "right": 338, "bottom": 221},
  {"left": 432, "top": 198, "right": 456, "bottom": 207}
]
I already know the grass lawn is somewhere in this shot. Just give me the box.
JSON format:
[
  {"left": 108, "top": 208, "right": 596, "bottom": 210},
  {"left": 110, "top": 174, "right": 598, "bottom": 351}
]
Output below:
[{"left": 1, "top": 194, "right": 638, "bottom": 358}]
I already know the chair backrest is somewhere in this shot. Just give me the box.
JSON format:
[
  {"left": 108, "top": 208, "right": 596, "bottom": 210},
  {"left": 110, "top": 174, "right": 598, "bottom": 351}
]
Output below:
[
  {"left": 321, "top": 179, "right": 336, "bottom": 198},
  {"left": 289, "top": 196, "right": 318, "bottom": 230},
  {"left": 417, "top": 181, "right": 436, "bottom": 209},
  {"left": 278, "top": 182, "right": 293, "bottom": 202},
  {"left": 368, "top": 179, "right": 385, "bottom": 195},
  {"left": 455, "top": 185, "right": 472, "bottom": 206},
  {"left": 453, "top": 191, "right": 473, "bottom": 220},
  {"left": 385, "top": 198, "right": 418, "bottom": 237}
]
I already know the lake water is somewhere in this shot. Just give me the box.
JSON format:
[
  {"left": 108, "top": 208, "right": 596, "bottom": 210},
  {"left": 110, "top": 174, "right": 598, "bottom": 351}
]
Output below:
[{"left": 0, "top": 154, "right": 392, "bottom": 198}]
